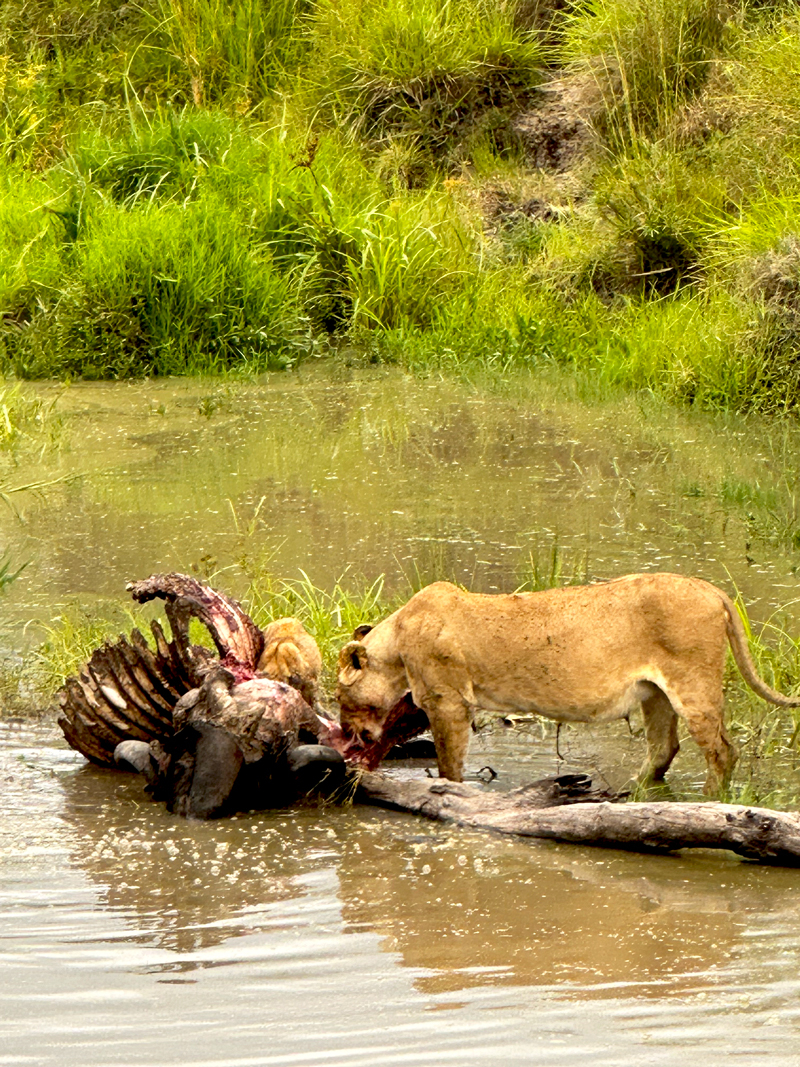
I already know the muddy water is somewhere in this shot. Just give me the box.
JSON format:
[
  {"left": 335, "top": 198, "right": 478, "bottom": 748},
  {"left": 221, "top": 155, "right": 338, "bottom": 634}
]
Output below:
[
  {"left": 3, "top": 364, "right": 800, "bottom": 631},
  {"left": 4, "top": 722, "right": 800, "bottom": 1067},
  {"left": 3, "top": 366, "right": 800, "bottom": 1065}
]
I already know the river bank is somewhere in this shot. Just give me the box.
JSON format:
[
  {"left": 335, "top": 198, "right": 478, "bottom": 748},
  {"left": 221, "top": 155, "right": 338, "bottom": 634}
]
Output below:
[{"left": 3, "top": 1, "right": 800, "bottom": 412}]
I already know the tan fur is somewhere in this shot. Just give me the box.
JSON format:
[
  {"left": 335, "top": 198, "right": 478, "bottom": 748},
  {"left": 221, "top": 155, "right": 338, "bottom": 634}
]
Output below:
[
  {"left": 258, "top": 617, "right": 322, "bottom": 708},
  {"left": 336, "top": 574, "right": 800, "bottom": 794}
]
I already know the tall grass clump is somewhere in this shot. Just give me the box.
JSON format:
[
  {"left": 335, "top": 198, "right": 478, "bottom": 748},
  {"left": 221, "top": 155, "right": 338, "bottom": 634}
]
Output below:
[
  {"left": 2, "top": 192, "right": 309, "bottom": 378},
  {"left": 703, "top": 195, "right": 800, "bottom": 413},
  {"left": 536, "top": 145, "right": 725, "bottom": 299},
  {"left": 249, "top": 147, "right": 478, "bottom": 332},
  {"left": 292, "top": 191, "right": 474, "bottom": 332},
  {"left": 691, "top": 13, "right": 800, "bottom": 201},
  {"left": 306, "top": 0, "right": 543, "bottom": 176},
  {"left": 574, "top": 289, "right": 759, "bottom": 408},
  {"left": 154, "top": 0, "right": 310, "bottom": 113},
  {"left": 562, "top": 0, "right": 731, "bottom": 146},
  {"left": 0, "top": 1, "right": 166, "bottom": 164},
  {"left": 69, "top": 110, "right": 241, "bottom": 205}
]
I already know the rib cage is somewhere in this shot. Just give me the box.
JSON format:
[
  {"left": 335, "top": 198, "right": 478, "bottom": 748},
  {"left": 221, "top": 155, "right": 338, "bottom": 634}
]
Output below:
[
  {"left": 127, "top": 573, "right": 264, "bottom": 668},
  {"left": 56, "top": 573, "right": 264, "bottom": 767}
]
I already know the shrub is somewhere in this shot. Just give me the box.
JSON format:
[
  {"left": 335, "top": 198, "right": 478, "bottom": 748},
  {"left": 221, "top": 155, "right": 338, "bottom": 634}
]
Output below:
[
  {"left": 562, "top": 0, "right": 731, "bottom": 145},
  {"left": 2, "top": 195, "right": 309, "bottom": 378},
  {"left": 306, "top": 0, "right": 543, "bottom": 171}
]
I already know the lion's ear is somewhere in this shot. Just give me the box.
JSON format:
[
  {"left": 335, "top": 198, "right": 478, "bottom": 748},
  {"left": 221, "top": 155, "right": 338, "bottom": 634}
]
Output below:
[
  {"left": 338, "top": 640, "right": 369, "bottom": 674},
  {"left": 353, "top": 624, "right": 373, "bottom": 640}
]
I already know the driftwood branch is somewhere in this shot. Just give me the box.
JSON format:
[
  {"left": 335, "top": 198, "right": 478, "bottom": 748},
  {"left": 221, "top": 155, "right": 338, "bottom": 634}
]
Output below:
[{"left": 357, "top": 772, "right": 800, "bottom": 866}]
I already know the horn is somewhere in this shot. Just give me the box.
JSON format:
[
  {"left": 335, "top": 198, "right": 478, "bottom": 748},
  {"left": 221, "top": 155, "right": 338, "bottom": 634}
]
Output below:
[{"left": 338, "top": 640, "right": 368, "bottom": 672}]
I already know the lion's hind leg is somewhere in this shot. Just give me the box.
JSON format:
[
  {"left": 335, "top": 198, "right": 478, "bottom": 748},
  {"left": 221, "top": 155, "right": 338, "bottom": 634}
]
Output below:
[
  {"left": 679, "top": 695, "right": 737, "bottom": 795},
  {"left": 639, "top": 685, "right": 680, "bottom": 784},
  {"left": 655, "top": 673, "right": 736, "bottom": 795}
]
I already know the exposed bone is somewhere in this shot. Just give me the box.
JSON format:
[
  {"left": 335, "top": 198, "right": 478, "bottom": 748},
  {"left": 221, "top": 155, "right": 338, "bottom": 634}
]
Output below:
[
  {"left": 56, "top": 624, "right": 197, "bottom": 767},
  {"left": 56, "top": 573, "right": 316, "bottom": 768},
  {"left": 127, "top": 572, "right": 264, "bottom": 669}
]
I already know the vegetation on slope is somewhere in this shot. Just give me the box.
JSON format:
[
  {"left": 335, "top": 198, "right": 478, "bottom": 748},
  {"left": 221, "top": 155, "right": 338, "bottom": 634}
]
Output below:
[{"left": 2, "top": 0, "right": 800, "bottom": 412}]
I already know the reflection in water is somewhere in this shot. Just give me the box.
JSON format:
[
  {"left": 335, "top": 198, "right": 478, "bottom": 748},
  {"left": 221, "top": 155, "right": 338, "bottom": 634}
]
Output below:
[
  {"left": 4, "top": 727, "right": 800, "bottom": 1067},
  {"left": 57, "top": 760, "right": 343, "bottom": 955},
  {"left": 42, "top": 731, "right": 800, "bottom": 1001},
  {"left": 4, "top": 366, "right": 800, "bottom": 646},
  {"left": 334, "top": 809, "right": 800, "bottom": 998}
]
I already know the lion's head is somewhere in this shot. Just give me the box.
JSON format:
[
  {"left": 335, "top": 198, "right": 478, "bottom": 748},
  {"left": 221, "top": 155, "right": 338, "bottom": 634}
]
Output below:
[{"left": 331, "top": 624, "right": 427, "bottom": 767}]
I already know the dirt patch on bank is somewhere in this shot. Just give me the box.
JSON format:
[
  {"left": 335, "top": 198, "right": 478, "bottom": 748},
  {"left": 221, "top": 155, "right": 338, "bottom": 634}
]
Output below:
[{"left": 513, "top": 77, "right": 595, "bottom": 172}]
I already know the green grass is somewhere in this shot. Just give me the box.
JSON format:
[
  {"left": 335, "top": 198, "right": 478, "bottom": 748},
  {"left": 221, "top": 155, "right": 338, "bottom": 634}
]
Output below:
[
  {"left": 562, "top": 0, "right": 730, "bottom": 146},
  {"left": 153, "top": 0, "right": 310, "bottom": 113},
  {"left": 1, "top": 0, "right": 800, "bottom": 415},
  {"left": 306, "top": 0, "right": 542, "bottom": 168}
]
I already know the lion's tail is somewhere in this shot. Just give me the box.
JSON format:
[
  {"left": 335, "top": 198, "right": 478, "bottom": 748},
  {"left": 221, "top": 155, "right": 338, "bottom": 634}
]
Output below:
[{"left": 719, "top": 589, "right": 800, "bottom": 707}]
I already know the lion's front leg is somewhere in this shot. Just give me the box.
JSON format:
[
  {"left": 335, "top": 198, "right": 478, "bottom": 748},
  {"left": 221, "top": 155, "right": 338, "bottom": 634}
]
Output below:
[
  {"left": 403, "top": 633, "right": 475, "bottom": 781},
  {"left": 425, "top": 694, "right": 473, "bottom": 781},
  {"left": 406, "top": 683, "right": 472, "bottom": 780}
]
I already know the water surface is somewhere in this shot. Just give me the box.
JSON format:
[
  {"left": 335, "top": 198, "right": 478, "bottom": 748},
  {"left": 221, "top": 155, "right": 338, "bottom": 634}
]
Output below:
[
  {"left": 2, "top": 366, "right": 800, "bottom": 1065},
  {"left": 2, "top": 722, "right": 800, "bottom": 1067},
  {"left": 3, "top": 364, "right": 800, "bottom": 634}
]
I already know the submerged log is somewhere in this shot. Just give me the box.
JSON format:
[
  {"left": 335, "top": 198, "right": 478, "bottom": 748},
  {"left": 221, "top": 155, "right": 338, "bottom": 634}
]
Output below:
[{"left": 356, "top": 772, "right": 800, "bottom": 866}]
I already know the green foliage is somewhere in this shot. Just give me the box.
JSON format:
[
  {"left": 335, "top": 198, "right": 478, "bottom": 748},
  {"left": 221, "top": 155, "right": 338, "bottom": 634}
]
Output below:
[
  {"left": 2, "top": 192, "right": 309, "bottom": 378},
  {"left": 515, "top": 540, "right": 589, "bottom": 591},
  {"left": 0, "top": 551, "right": 27, "bottom": 592},
  {"left": 243, "top": 569, "right": 391, "bottom": 683},
  {"left": 288, "top": 191, "right": 472, "bottom": 331},
  {"left": 0, "top": 0, "right": 799, "bottom": 415},
  {"left": 695, "top": 13, "right": 800, "bottom": 200},
  {"left": 307, "top": 0, "right": 543, "bottom": 170},
  {"left": 71, "top": 111, "right": 237, "bottom": 204},
  {"left": 154, "top": 0, "right": 310, "bottom": 113},
  {"left": 705, "top": 196, "right": 800, "bottom": 412},
  {"left": 563, "top": 0, "right": 730, "bottom": 145},
  {"left": 0, "top": 382, "right": 56, "bottom": 450},
  {"left": 29, "top": 601, "right": 150, "bottom": 696}
]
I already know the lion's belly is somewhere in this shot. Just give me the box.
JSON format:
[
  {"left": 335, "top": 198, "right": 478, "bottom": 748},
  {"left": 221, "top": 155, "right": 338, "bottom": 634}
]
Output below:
[{"left": 471, "top": 675, "right": 659, "bottom": 724}]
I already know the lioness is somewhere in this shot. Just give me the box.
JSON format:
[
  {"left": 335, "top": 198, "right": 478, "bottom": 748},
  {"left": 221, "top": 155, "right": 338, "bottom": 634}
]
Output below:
[
  {"left": 334, "top": 574, "right": 800, "bottom": 793},
  {"left": 258, "top": 617, "right": 322, "bottom": 709}
]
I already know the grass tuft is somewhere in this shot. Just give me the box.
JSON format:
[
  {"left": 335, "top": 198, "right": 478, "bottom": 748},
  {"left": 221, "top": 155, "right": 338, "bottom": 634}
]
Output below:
[
  {"left": 306, "top": 0, "right": 543, "bottom": 171},
  {"left": 562, "top": 0, "right": 730, "bottom": 146}
]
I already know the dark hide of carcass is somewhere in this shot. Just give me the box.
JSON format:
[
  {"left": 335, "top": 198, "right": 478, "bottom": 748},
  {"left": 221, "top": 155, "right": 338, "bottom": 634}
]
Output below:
[{"left": 142, "top": 666, "right": 347, "bottom": 818}]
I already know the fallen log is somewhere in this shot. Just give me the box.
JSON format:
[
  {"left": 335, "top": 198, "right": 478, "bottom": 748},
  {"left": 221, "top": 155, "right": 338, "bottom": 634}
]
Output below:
[{"left": 356, "top": 772, "right": 800, "bottom": 866}]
